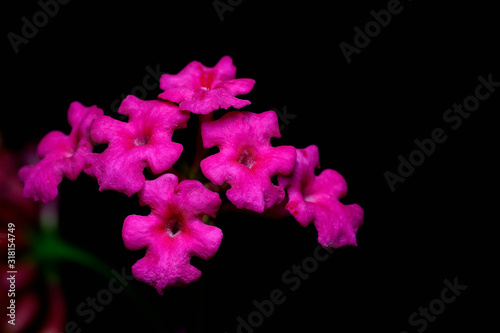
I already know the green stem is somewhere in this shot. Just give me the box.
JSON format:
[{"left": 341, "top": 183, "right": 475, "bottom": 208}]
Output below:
[
  {"left": 32, "top": 231, "right": 110, "bottom": 277},
  {"left": 31, "top": 231, "right": 167, "bottom": 331}
]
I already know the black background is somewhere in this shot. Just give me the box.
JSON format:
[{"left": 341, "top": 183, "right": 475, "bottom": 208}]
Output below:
[{"left": 2, "top": 0, "right": 498, "bottom": 332}]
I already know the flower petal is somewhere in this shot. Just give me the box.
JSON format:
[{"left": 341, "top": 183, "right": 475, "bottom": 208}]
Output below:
[
  {"left": 18, "top": 102, "right": 103, "bottom": 203},
  {"left": 201, "top": 111, "right": 295, "bottom": 212},
  {"left": 122, "top": 174, "right": 222, "bottom": 293},
  {"left": 279, "top": 145, "right": 364, "bottom": 248},
  {"left": 158, "top": 56, "right": 255, "bottom": 114},
  {"left": 84, "top": 96, "right": 189, "bottom": 196}
]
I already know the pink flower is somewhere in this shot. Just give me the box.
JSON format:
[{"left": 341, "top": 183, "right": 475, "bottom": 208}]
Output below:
[
  {"left": 84, "top": 95, "right": 190, "bottom": 196},
  {"left": 200, "top": 111, "right": 296, "bottom": 213},
  {"left": 278, "top": 145, "right": 364, "bottom": 248},
  {"left": 122, "top": 173, "right": 222, "bottom": 294},
  {"left": 18, "top": 102, "right": 103, "bottom": 203},
  {"left": 158, "top": 56, "right": 255, "bottom": 114}
]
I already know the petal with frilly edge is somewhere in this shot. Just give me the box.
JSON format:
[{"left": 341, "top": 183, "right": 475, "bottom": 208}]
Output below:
[
  {"left": 158, "top": 56, "right": 255, "bottom": 114},
  {"left": 84, "top": 95, "right": 190, "bottom": 196},
  {"left": 278, "top": 145, "right": 363, "bottom": 248},
  {"left": 200, "top": 111, "right": 296, "bottom": 212},
  {"left": 18, "top": 102, "right": 103, "bottom": 203},
  {"left": 122, "top": 174, "right": 222, "bottom": 294}
]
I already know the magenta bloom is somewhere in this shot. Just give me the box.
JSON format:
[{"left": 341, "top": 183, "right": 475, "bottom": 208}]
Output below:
[
  {"left": 278, "top": 145, "right": 363, "bottom": 248},
  {"left": 158, "top": 56, "right": 255, "bottom": 114},
  {"left": 122, "top": 173, "right": 222, "bottom": 294},
  {"left": 200, "top": 111, "right": 296, "bottom": 213},
  {"left": 18, "top": 102, "right": 103, "bottom": 203},
  {"left": 84, "top": 95, "right": 190, "bottom": 196}
]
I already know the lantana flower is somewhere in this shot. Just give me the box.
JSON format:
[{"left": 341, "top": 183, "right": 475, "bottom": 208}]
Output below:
[
  {"left": 200, "top": 111, "right": 296, "bottom": 213},
  {"left": 158, "top": 55, "right": 255, "bottom": 114},
  {"left": 122, "top": 173, "right": 222, "bottom": 294},
  {"left": 278, "top": 145, "right": 364, "bottom": 248},
  {"left": 84, "top": 95, "right": 190, "bottom": 196},
  {"left": 17, "top": 57, "right": 366, "bottom": 295},
  {"left": 18, "top": 102, "right": 103, "bottom": 203}
]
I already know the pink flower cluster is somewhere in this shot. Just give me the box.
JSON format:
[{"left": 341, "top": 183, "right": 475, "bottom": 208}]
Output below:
[{"left": 18, "top": 56, "right": 363, "bottom": 294}]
